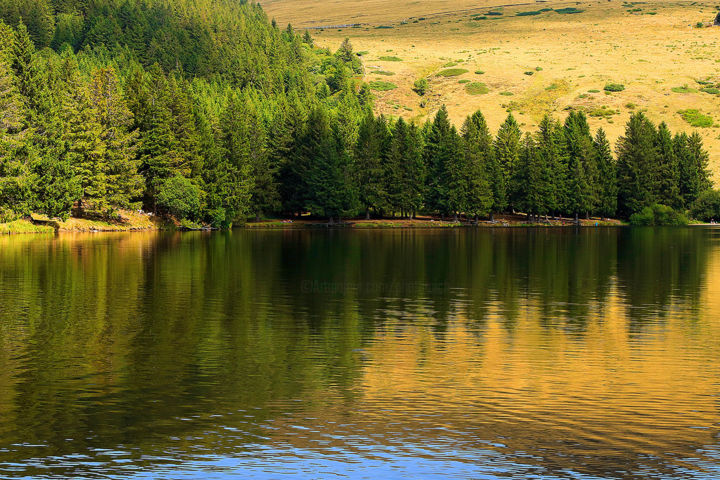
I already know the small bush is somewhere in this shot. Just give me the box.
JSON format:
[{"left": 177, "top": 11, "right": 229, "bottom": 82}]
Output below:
[
  {"left": 588, "top": 89, "right": 600, "bottom": 93},
  {"left": 500, "top": 91, "right": 514, "bottom": 96},
  {"left": 516, "top": 10, "right": 543, "bottom": 16},
  {"left": 458, "top": 79, "right": 470, "bottom": 84},
  {"left": 379, "top": 56, "right": 402, "bottom": 62},
  {"left": 369, "top": 80, "right": 398, "bottom": 91},
  {"left": 438, "top": 68, "right": 469, "bottom": 77},
  {"left": 466, "top": 82, "right": 489, "bottom": 95},
  {"left": 678, "top": 109, "right": 714, "bottom": 127},
  {"left": 413, "top": 77, "right": 429, "bottom": 95},
  {"left": 486, "top": 11, "right": 503, "bottom": 16},
  {"left": 604, "top": 83, "right": 625, "bottom": 92},
  {"left": 157, "top": 175, "right": 202, "bottom": 220},
  {"left": 701, "top": 86, "right": 720, "bottom": 94},
  {"left": 374, "top": 70, "right": 395, "bottom": 76},
  {"left": 475, "top": 70, "right": 485, "bottom": 74},
  {"left": 691, "top": 190, "right": 720, "bottom": 222},
  {"left": 671, "top": 85, "right": 698, "bottom": 93},
  {"left": 587, "top": 106, "right": 619, "bottom": 118},
  {"left": 630, "top": 204, "right": 688, "bottom": 226},
  {"left": 524, "top": 71, "right": 535, "bottom": 76},
  {"left": 555, "top": 7, "right": 584, "bottom": 14}
]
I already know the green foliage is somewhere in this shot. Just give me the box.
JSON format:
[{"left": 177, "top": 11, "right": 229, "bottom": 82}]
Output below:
[
  {"left": 156, "top": 175, "right": 201, "bottom": 220},
  {"left": 555, "top": 7, "right": 584, "bottom": 14},
  {"left": 629, "top": 204, "right": 688, "bottom": 226},
  {"left": 678, "top": 109, "right": 714, "bottom": 127},
  {"left": 465, "top": 82, "right": 489, "bottom": 95},
  {"left": 700, "top": 86, "right": 720, "bottom": 94},
  {"left": 369, "top": 80, "right": 397, "bottom": 91},
  {"left": 516, "top": 10, "right": 544, "bottom": 17},
  {"left": 413, "top": 77, "right": 429, "bottom": 96},
  {"left": 671, "top": 85, "right": 698, "bottom": 93},
  {"left": 690, "top": 189, "right": 720, "bottom": 222},
  {"left": 437, "top": 68, "right": 469, "bottom": 77},
  {"left": 379, "top": 56, "right": 403, "bottom": 62},
  {"left": 604, "top": 83, "right": 625, "bottom": 92}
]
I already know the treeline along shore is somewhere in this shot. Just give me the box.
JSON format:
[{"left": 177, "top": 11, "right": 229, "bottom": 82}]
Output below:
[{"left": 0, "top": 0, "right": 718, "bottom": 233}]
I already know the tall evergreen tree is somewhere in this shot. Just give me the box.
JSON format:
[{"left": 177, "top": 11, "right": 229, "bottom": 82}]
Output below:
[
  {"left": 461, "top": 111, "right": 493, "bottom": 220},
  {"left": 616, "top": 112, "right": 658, "bottom": 218},
  {"left": 355, "top": 112, "right": 388, "bottom": 218},
  {"left": 654, "top": 122, "right": 682, "bottom": 210},
  {"left": 534, "top": 115, "right": 562, "bottom": 218},
  {"left": 424, "top": 106, "right": 462, "bottom": 217},
  {"left": 594, "top": 128, "right": 617, "bottom": 218},
  {"left": 89, "top": 67, "right": 143, "bottom": 211},
  {"left": 676, "top": 131, "right": 711, "bottom": 208},
  {"left": 563, "top": 111, "right": 598, "bottom": 219},
  {"left": 59, "top": 55, "right": 107, "bottom": 214},
  {"left": 305, "top": 106, "right": 356, "bottom": 222},
  {"left": 494, "top": 113, "right": 522, "bottom": 213}
]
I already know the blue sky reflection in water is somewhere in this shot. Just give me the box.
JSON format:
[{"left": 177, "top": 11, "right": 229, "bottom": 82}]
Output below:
[{"left": 0, "top": 228, "right": 719, "bottom": 479}]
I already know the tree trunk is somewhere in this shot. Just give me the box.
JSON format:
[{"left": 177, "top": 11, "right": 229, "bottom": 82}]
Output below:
[
  {"left": 365, "top": 208, "right": 370, "bottom": 220},
  {"left": 574, "top": 212, "right": 579, "bottom": 224},
  {"left": 329, "top": 216, "right": 334, "bottom": 225},
  {"left": 454, "top": 213, "right": 458, "bottom": 222},
  {"left": 490, "top": 212, "right": 494, "bottom": 222},
  {"left": 255, "top": 213, "right": 260, "bottom": 222}
]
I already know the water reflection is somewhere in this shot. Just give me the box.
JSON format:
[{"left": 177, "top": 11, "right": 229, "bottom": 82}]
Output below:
[{"left": 0, "top": 228, "right": 718, "bottom": 479}]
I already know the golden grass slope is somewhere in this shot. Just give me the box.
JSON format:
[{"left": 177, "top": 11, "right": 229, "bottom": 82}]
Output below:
[{"left": 265, "top": 0, "right": 720, "bottom": 181}]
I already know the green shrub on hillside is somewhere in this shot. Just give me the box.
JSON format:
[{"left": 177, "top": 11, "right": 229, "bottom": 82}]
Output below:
[
  {"left": 604, "top": 83, "right": 625, "bottom": 92},
  {"left": 438, "top": 68, "right": 469, "bottom": 77},
  {"left": 369, "top": 80, "right": 398, "bottom": 91},
  {"left": 466, "top": 82, "right": 489, "bottom": 95},
  {"left": 678, "top": 109, "right": 714, "bottom": 127},
  {"left": 413, "top": 78, "right": 429, "bottom": 95}
]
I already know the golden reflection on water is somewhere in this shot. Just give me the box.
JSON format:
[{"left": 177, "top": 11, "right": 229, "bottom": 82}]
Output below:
[{"left": 0, "top": 229, "right": 718, "bottom": 478}]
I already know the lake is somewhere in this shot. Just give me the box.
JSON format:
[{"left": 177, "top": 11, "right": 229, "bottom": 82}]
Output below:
[{"left": 0, "top": 228, "right": 719, "bottom": 479}]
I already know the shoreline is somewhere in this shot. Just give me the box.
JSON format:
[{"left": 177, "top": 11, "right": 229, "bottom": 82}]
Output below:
[{"left": 1, "top": 214, "right": 625, "bottom": 235}]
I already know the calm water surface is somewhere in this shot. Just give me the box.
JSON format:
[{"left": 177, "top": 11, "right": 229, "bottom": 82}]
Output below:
[{"left": 0, "top": 228, "right": 719, "bottom": 479}]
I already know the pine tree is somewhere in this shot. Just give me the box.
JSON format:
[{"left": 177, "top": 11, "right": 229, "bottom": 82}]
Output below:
[
  {"left": 654, "top": 122, "right": 682, "bottom": 209},
  {"left": 278, "top": 98, "right": 310, "bottom": 217},
  {"left": 594, "top": 129, "right": 617, "bottom": 218},
  {"left": 388, "top": 118, "right": 425, "bottom": 218},
  {"left": 89, "top": 67, "right": 143, "bottom": 211},
  {"left": 305, "top": 106, "right": 355, "bottom": 222},
  {"left": 355, "top": 112, "right": 388, "bottom": 218},
  {"left": 676, "top": 132, "right": 711, "bottom": 208},
  {"left": 461, "top": 111, "right": 493, "bottom": 220},
  {"left": 220, "top": 91, "right": 256, "bottom": 222},
  {"left": 424, "top": 106, "right": 461, "bottom": 217},
  {"left": 241, "top": 98, "right": 280, "bottom": 220},
  {"left": 534, "top": 115, "right": 562, "bottom": 218},
  {"left": 616, "top": 112, "right": 658, "bottom": 218},
  {"left": 494, "top": 113, "right": 522, "bottom": 213},
  {"left": 563, "top": 111, "right": 598, "bottom": 219},
  {"left": 59, "top": 55, "right": 107, "bottom": 214}
]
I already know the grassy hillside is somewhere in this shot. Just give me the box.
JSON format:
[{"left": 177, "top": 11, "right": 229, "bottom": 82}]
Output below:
[{"left": 265, "top": 0, "right": 720, "bottom": 180}]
